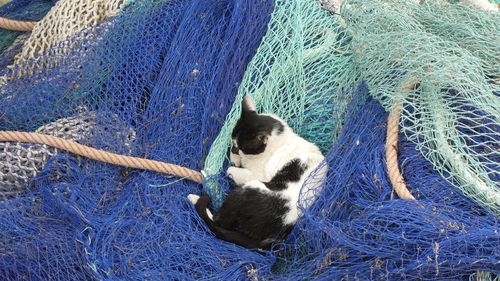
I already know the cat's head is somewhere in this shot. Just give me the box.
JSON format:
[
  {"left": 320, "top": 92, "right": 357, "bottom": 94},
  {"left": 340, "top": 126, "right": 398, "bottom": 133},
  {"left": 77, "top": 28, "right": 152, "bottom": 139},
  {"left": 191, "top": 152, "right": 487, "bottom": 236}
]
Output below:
[{"left": 231, "top": 96, "right": 285, "bottom": 156}]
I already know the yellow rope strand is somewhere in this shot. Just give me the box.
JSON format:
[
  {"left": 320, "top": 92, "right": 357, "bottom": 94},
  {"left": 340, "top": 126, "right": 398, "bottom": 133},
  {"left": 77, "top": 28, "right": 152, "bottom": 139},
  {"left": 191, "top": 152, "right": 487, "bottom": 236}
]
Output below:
[
  {"left": 0, "top": 17, "right": 36, "bottom": 31},
  {"left": 385, "top": 80, "right": 416, "bottom": 200},
  {"left": 1, "top": 107, "right": 412, "bottom": 192},
  {"left": 385, "top": 105, "right": 415, "bottom": 200}
]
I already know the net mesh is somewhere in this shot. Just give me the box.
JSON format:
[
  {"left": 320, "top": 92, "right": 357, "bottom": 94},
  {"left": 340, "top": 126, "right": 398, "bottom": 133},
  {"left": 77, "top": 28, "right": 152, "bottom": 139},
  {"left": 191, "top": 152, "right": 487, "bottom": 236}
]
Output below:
[
  {"left": 341, "top": 0, "right": 499, "bottom": 215},
  {"left": 0, "top": 111, "right": 136, "bottom": 194},
  {"left": 4, "top": 0, "right": 124, "bottom": 80},
  {"left": 271, "top": 86, "right": 499, "bottom": 280},
  {"left": 0, "top": 0, "right": 498, "bottom": 280},
  {"left": 204, "top": 0, "right": 357, "bottom": 206},
  {"left": 206, "top": 0, "right": 499, "bottom": 215},
  {"left": 1, "top": 0, "right": 275, "bottom": 279},
  {"left": 460, "top": 0, "right": 498, "bottom": 10},
  {"left": 0, "top": 0, "right": 56, "bottom": 68}
]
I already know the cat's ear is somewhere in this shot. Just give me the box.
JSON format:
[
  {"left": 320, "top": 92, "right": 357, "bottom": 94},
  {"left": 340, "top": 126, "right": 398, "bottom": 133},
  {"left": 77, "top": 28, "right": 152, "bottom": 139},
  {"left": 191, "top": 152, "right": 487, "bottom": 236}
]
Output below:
[{"left": 241, "top": 96, "right": 256, "bottom": 117}]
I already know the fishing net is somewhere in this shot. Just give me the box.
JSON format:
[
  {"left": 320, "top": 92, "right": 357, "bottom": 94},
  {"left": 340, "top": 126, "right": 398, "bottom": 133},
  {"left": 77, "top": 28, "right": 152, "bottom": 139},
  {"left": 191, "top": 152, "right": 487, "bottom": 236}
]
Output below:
[
  {"left": 459, "top": 0, "right": 499, "bottom": 10},
  {"left": 204, "top": 0, "right": 357, "bottom": 207},
  {"left": 206, "top": 0, "right": 499, "bottom": 214},
  {"left": 1, "top": 0, "right": 274, "bottom": 279},
  {"left": 6, "top": 0, "right": 124, "bottom": 79},
  {"left": 0, "top": 0, "right": 499, "bottom": 280},
  {"left": 0, "top": 0, "right": 56, "bottom": 68},
  {"left": 273, "top": 86, "right": 499, "bottom": 280},
  {"left": 341, "top": 0, "right": 499, "bottom": 215}
]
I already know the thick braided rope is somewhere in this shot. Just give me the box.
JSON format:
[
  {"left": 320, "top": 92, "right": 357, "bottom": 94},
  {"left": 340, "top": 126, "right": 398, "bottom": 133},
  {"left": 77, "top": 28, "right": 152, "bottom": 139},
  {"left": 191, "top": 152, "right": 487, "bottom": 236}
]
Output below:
[
  {"left": 385, "top": 81, "right": 416, "bottom": 200},
  {"left": 0, "top": 104, "right": 409, "bottom": 192},
  {"left": 0, "top": 17, "right": 36, "bottom": 31},
  {"left": 385, "top": 104, "right": 415, "bottom": 200},
  {"left": 0, "top": 131, "right": 203, "bottom": 183}
]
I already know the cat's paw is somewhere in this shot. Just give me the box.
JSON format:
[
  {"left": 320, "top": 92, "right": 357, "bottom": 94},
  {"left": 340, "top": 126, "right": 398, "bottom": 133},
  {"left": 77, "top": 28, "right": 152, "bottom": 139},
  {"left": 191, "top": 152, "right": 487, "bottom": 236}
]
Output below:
[
  {"left": 187, "top": 194, "right": 200, "bottom": 204},
  {"left": 226, "top": 166, "right": 236, "bottom": 181},
  {"left": 227, "top": 167, "right": 253, "bottom": 185}
]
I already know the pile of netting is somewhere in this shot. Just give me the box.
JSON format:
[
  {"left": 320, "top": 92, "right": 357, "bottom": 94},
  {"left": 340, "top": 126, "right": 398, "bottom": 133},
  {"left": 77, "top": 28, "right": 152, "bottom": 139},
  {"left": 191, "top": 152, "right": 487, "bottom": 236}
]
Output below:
[
  {"left": 0, "top": 0, "right": 56, "bottom": 69},
  {"left": 0, "top": 0, "right": 498, "bottom": 280}
]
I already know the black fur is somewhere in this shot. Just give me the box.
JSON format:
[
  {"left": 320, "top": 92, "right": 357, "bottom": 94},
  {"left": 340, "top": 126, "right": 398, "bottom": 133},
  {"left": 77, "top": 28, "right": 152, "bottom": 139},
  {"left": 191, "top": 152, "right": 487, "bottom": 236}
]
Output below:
[
  {"left": 194, "top": 158, "right": 307, "bottom": 249},
  {"left": 231, "top": 101, "right": 284, "bottom": 155},
  {"left": 195, "top": 190, "right": 292, "bottom": 250},
  {"left": 265, "top": 159, "right": 308, "bottom": 191}
]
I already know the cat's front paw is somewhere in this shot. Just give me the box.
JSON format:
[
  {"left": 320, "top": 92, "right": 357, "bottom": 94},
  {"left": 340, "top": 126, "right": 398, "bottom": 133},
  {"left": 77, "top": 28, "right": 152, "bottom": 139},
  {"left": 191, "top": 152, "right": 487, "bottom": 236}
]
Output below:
[
  {"left": 226, "top": 166, "right": 238, "bottom": 180},
  {"left": 227, "top": 167, "right": 253, "bottom": 185}
]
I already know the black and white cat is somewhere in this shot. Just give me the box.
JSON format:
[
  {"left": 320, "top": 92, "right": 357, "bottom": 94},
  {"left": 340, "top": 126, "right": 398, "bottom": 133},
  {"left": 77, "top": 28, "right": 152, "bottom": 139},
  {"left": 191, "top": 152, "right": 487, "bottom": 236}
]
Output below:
[{"left": 188, "top": 96, "right": 327, "bottom": 249}]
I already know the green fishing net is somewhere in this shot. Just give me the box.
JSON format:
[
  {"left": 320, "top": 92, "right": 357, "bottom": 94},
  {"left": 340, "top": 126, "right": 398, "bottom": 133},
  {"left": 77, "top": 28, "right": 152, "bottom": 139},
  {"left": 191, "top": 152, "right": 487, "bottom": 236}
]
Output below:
[
  {"left": 204, "top": 0, "right": 499, "bottom": 215},
  {"left": 342, "top": 0, "right": 499, "bottom": 215},
  {"left": 203, "top": 0, "right": 357, "bottom": 206}
]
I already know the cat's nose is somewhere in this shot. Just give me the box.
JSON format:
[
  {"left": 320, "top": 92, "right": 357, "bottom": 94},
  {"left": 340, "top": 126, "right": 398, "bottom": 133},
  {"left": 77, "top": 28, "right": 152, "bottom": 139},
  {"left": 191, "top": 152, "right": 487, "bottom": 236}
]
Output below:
[{"left": 231, "top": 146, "right": 239, "bottom": 154}]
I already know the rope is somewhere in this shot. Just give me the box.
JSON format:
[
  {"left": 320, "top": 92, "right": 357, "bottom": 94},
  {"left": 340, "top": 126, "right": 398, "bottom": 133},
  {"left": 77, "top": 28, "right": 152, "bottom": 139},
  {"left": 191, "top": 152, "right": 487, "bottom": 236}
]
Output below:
[
  {"left": 385, "top": 81, "right": 416, "bottom": 200},
  {"left": 0, "top": 17, "right": 36, "bottom": 32},
  {"left": 0, "top": 96, "right": 413, "bottom": 193},
  {"left": 0, "top": 131, "right": 203, "bottom": 183}
]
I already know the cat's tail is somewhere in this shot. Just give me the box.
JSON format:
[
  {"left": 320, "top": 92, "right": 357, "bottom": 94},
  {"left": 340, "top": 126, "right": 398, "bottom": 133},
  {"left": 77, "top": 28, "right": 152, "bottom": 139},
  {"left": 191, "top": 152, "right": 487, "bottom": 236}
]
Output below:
[{"left": 190, "top": 194, "right": 275, "bottom": 250}]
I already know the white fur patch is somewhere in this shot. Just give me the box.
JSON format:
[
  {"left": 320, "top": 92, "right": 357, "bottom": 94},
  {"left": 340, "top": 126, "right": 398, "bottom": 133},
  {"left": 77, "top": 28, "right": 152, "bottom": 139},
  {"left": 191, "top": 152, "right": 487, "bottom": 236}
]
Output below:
[
  {"left": 207, "top": 209, "right": 213, "bottom": 220},
  {"left": 242, "top": 180, "right": 270, "bottom": 193},
  {"left": 187, "top": 194, "right": 199, "bottom": 204},
  {"left": 230, "top": 151, "right": 241, "bottom": 167},
  {"left": 187, "top": 194, "right": 213, "bottom": 220},
  {"left": 227, "top": 167, "right": 255, "bottom": 185}
]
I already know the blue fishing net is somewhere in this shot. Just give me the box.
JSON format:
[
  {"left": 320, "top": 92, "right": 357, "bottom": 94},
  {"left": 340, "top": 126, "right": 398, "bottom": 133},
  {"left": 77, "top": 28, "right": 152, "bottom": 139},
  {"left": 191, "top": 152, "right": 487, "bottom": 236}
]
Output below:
[
  {"left": 272, "top": 85, "right": 498, "bottom": 280},
  {"left": 0, "top": 0, "right": 498, "bottom": 280},
  {"left": 1, "top": 0, "right": 274, "bottom": 279},
  {"left": 0, "top": 0, "right": 56, "bottom": 67}
]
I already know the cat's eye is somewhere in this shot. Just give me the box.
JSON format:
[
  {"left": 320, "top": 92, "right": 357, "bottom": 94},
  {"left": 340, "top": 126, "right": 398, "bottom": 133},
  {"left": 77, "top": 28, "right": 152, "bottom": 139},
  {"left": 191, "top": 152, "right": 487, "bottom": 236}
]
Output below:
[
  {"left": 231, "top": 145, "right": 239, "bottom": 154},
  {"left": 256, "top": 133, "right": 266, "bottom": 142}
]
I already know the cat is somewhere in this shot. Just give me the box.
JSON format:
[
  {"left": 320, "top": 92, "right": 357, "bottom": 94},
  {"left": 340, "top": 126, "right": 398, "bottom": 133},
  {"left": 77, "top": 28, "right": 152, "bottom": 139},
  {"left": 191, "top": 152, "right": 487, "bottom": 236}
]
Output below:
[{"left": 188, "top": 96, "right": 327, "bottom": 249}]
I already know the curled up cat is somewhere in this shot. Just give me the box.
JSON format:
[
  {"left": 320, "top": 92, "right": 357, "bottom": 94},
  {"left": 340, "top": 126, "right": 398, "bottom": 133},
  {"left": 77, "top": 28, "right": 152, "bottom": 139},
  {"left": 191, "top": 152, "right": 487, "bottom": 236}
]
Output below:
[{"left": 188, "top": 96, "right": 327, "bottom": 250}]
